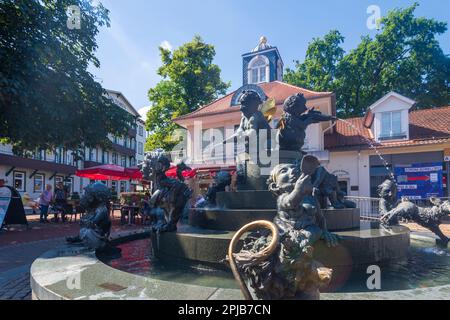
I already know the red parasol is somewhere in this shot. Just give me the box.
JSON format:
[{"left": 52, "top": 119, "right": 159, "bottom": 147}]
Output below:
[
  {"left": 76, "top": 164, "right": 141, "bottom": 181},
  {"left": 165, "top": 166, "right": 197, "bottom": 179}
]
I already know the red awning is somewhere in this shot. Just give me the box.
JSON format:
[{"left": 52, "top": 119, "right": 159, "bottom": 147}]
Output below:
[
  {"left": 76, "top": 164, "right": 142, "bottom": 181},
  {"left": 125, "top": 167, "right": 143, "bottom": 180},
  {"left": 165, "top": 166, "right": 198, "bottom": 179}
]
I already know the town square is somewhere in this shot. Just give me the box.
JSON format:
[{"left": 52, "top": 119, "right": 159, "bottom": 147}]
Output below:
[{"left": 0, "top": 0, "right": 449, "bottom": 306}]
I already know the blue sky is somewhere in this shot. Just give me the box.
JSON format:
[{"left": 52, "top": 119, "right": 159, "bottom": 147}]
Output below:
[{"left": 90, "top": 0, "right": 450, "bottom": 111}]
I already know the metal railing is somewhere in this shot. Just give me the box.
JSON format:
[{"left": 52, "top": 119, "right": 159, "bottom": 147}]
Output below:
[
  {"left": 346, "top": 196, "right": 381, "bottom": 221},
  {"left": 345, "top": 196, "right": 450, "bottom": 222}
]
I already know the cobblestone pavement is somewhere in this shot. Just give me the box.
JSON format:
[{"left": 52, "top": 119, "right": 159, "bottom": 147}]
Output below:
[
  {"left": 0, "top": 213, "right": 143, "bottom": 300},
  {"left": 0, "top": 271, "right": 31, "bottom": 300},
  {"left": 402, "top": 221, "right": 450, "bottom": 236}
]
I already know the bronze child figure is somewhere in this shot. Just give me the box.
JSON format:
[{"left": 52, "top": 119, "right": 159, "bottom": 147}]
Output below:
[
  {"left": 229, "top": 163, "right": 338, "bottom": 300},
  {"left": 235, "top": 90, "right": 272, "bottom": 140},
  {"left": 277, "top": 93, "right": 336, "bottom": 153},
  {"left": 268, "top": 163, "right": 339, "bottom": 248},
  {"left": 66, "top": 182, "right": 111, "bottom": 251},
  {"left": 379, "top": 179, "right": 450, "bottom": 247}
]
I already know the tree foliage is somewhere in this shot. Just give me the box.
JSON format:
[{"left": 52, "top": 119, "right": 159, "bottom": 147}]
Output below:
[
  {"left": 0, "top": 0, "right": 134, "bottom": 157},
  {"left": 285, "top": 3, "right": 450, "bottom": 118},
  {"left": 146, "top": 35, "right": 230, "bottom": 151}
]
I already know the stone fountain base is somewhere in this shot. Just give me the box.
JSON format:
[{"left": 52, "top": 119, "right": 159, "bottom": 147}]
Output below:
[{"left": 154, "top": 222, "right": 410, "bottom": 270}]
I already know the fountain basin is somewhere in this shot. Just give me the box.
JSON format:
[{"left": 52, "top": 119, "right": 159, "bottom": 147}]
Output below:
[{"left": 30, "top": 230, "right": 450, "bottom": 300}]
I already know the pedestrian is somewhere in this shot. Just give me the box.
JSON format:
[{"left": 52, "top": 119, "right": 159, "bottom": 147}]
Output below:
[
  {"left": 53, "top": 182, "right": 68, "bottom": 222},
  {"left": 38, "top": 184, "right": 53, "bottom": 223}
]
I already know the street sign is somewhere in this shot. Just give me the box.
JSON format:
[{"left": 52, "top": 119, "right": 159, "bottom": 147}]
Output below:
[{"left": 395, "top": 162, "right": 443, "bottom": 200}]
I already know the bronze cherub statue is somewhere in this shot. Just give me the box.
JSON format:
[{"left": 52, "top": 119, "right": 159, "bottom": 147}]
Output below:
[
  {"left": 196, "top": 171, "right": 232, "bottom": 208},
  {"left": 66, "top": 182, "right": 111, "bottom": 251},
  {"left": 228, "top": 161, "right": 339, "bottom": 300},
  {"left": 379, "top": 179, "right": 450, "bottom": 247},
  {"left": 301, "top": 155, "right": 356, "bottom": 209},
  {"left": 140, "top": 152, "right": 192, "bottom": 232},
  {"left": 277, "top": 93, "right": 336, "bottom": 154}
]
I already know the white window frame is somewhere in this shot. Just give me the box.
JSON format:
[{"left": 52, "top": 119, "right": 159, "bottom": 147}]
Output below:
[
  {"left": 248, "top": 55, "right": 269, "bottom": 84},
  {"left": 13, "top": 171, "right": 26, "bottom": 192},
  {"left": 120, "top": 181, "right": 127, "bottom": 193},
  {"left": 34, "top": 174, "right": 45, "bottom": 193},
  {"left": 380, "top": 111, "right": 403, "bottom": 139}
]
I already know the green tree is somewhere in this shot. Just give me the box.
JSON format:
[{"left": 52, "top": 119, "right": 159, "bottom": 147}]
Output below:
[
  {"left": 0, "top": 0, "right": 133, "bottom": 158},
  {"left": 284, "top": 30, "right": 345, "bottom": 92},
  {"left": 285, "top": 3, "right": 450, "bottom": 118},
  {"left": 146, "top": 36, "right": 230, "bottom": 151}
]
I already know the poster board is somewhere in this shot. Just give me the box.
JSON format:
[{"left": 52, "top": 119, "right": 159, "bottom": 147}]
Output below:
[
  {"left": 0, "top": 187, "right": 12, "bottom": 227},
  {"left": 395, "top": 162, "right": 443, "bottom": 200}
]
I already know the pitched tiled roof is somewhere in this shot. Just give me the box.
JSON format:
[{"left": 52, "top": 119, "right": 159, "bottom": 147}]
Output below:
[
  {"left": 325, "top": 106, "right": 450, "bottom": 150},
  {"left": 173, "top": 81, "right": 333, "bottom": 121}
]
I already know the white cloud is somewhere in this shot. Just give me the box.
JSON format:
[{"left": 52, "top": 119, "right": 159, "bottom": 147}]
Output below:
[
  {"left": 160, "top": 40, "right": 173, "bottom": 52},
  {"left": 138, "top": 106, "right": 151, "bottom": 122}
]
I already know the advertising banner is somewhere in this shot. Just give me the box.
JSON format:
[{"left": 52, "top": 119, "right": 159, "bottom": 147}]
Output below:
[
  {"left": 0, "top": 187, "right": 12, "bottom": 227},
  {"left": 395, "top": 162, "right": 443, "bottom": 200}
]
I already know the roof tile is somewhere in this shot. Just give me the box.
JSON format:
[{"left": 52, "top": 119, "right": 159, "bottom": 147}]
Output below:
[{"left": 325, "top": 106, "right": 450, "bottom": 150}]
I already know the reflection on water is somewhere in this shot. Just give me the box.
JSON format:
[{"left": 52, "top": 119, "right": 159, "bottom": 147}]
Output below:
[{"left": 100, "top": 239, "right": 450, "bottom": 293}]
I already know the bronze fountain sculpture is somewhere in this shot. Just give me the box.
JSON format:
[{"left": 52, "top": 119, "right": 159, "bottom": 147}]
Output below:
[
  {"left": 139, "top": 152, "right": 192, "bottom": 232},
  {"left": 196, "top": 170, "right": 232, "bottom": 208},
  {"left": 66, "top": 182, "right": 112, "bottom": 251},
  {"left": 226, "top": 91, "right": 346, "bottom": 300},
  {"left": 228, "top": 161, "right": 338, "bottom": 300},
  {"left": 378, "top": 179, "right": 450, "bottom": 247},
  {"left": 277, "top": 93, "right": 336, "bottom": 155}
]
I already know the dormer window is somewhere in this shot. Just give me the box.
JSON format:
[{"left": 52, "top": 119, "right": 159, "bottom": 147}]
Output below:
[
  {"left": 380, "top": 111, "right": 406, "bottom": 140},
  {"left": 248, "top": 55, "right": 269, "bottom": 84}
]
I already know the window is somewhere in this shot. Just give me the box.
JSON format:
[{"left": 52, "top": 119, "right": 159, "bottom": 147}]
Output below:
[
  {"left": 138, "top": 142, "right": 143, "bottom": 155},
  {"left": 248, "top": 56, "right": 269, "bottom": 84},
  {"left": 111, "top": 181, "right": 117, "bottom": 195},
  {"left": 138, "top": 125, "right": 144, "bottom": 136},
  {"left": 121, "top": 155, "right": 127, "bottom": 167},
  {"left": 54, "top": 176, "right": 64, "bottom": 191},
  {"left": 13, "top": 171, "right": 26, "bottom": 192},
  {"left": 130, "top": 157, "right": 136, "bottom": 167},
  {"left": 65, "top": 177, "right": 73, "bottom": 194},
  {"left": 34, "top": 149, "right": 45, "bottom": 161},
  {"left": 88, "top": 148, "right": 96, "bottom": 162},
  {"left": 120, "top": 181, "right": 126, "bottom": 193},
  {"left": 112, "top": 152, "right": 118, "bottom": 165},
  {"left": 102, "top": 151, "right": 109, "bottom": 164},
  {"left": 380, "top": 111, "right": 403, "bottom": 139},
  {"left": 34, "top": 174, "right": 44, "bottom": 193}
]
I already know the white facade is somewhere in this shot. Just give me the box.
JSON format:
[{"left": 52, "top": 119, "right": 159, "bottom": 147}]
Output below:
[
  {"left": 369, "top": 92, "right": 415, "bottom": 142},
  {"left": 0, "top": 90, "right": 145, "bottom": 200}
]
